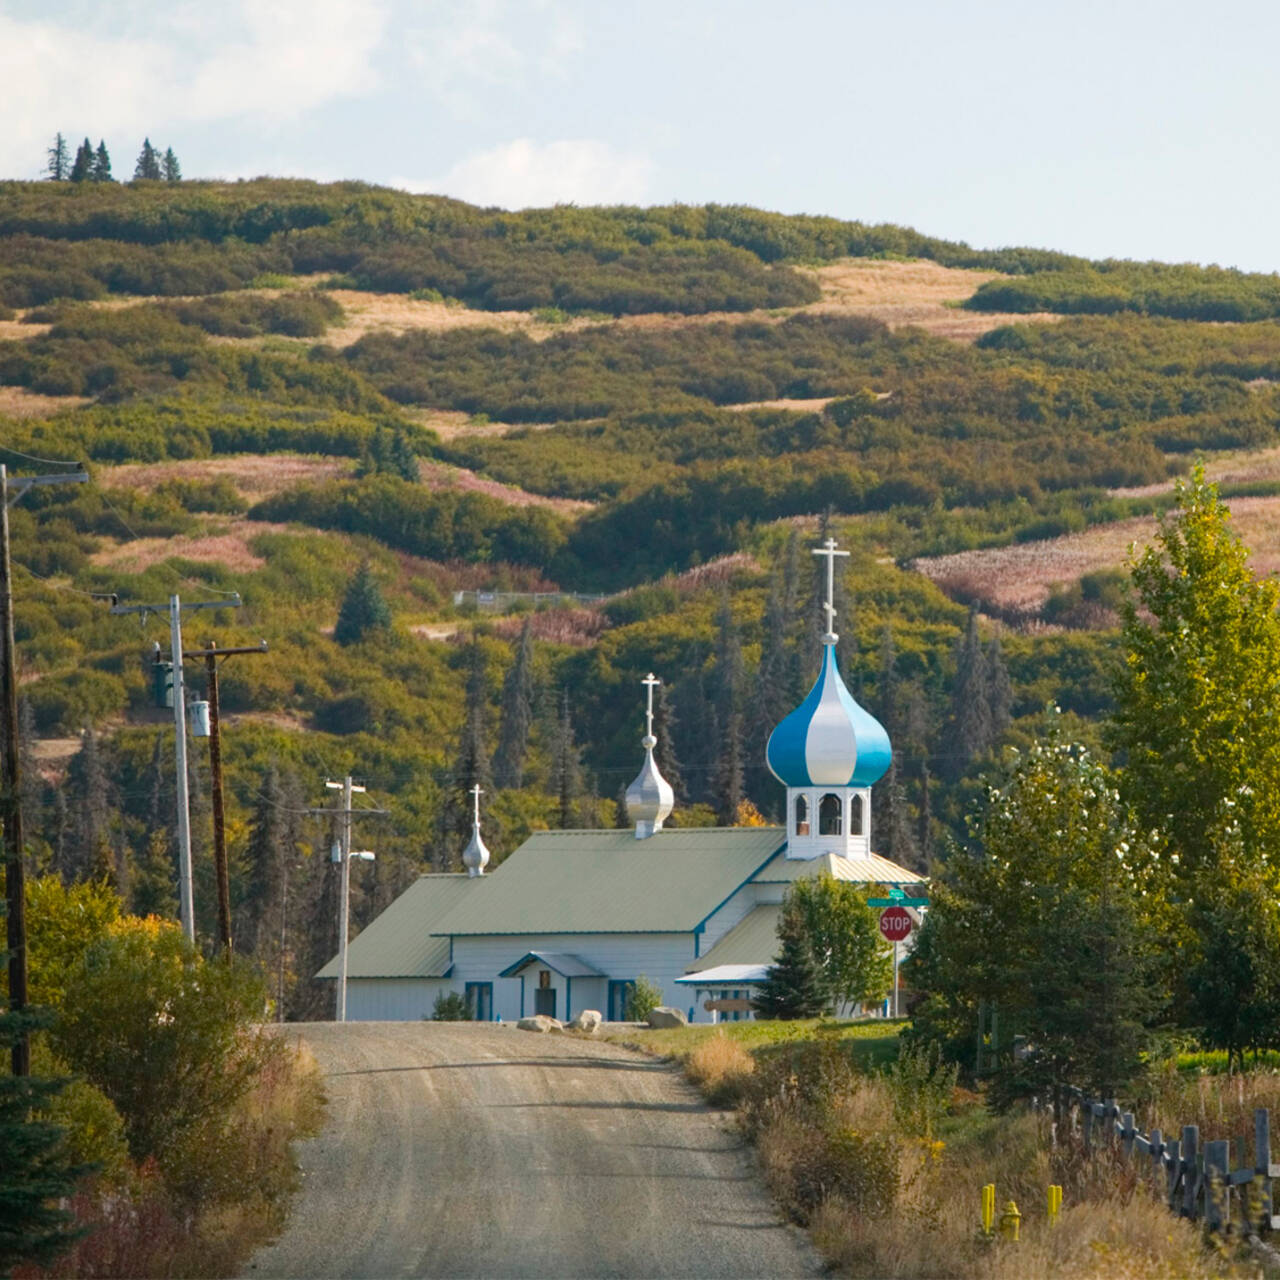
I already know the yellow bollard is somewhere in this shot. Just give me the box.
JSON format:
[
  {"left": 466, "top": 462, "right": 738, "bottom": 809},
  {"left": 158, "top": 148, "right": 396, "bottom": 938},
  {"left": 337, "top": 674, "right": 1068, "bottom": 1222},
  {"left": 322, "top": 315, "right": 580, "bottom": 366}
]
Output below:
[
  {"left": 981, "top": 1183, "right": 996, "bottom": 1237},
  {"left": 1047, "top": 1184, "right": 1063, "bottom": 1226},
  {"left": 999, "top": 1200, "right": 1021, "bottom": 1242}
]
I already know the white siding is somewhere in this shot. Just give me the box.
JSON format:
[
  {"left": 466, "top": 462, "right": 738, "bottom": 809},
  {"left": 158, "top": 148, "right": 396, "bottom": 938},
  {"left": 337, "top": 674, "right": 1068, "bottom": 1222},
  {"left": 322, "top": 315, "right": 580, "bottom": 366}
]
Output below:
[
  {"left": 450, "top": 934, "right": 702, "bottom": 1022},
  {"left": 695, "top": 884, "right": 760, "bottom": 958},
  {"left": 345, "top": 978, "right": 456, "bottom": 1022}
]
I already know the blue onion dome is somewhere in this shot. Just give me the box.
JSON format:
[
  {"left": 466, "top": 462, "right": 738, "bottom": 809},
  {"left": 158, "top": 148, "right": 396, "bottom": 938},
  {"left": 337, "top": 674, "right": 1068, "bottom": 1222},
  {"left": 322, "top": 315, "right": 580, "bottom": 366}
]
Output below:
[{"left": 766, "top": 644, "right": 892, "bottom": 787}]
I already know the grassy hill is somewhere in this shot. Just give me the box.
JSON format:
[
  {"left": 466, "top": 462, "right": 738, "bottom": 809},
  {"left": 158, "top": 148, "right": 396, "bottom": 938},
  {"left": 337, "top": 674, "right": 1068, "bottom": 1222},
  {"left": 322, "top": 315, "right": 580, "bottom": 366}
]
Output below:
[{"left": 6, "top": 177, "right": 1280, "bottom": 1012}]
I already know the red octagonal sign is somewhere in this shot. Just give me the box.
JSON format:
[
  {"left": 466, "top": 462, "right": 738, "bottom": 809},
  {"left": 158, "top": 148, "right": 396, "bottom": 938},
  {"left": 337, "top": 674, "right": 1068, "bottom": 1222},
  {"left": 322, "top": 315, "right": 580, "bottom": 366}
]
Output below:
[{"left": 879, "top": 906, "right": 913, "bottom": 942}]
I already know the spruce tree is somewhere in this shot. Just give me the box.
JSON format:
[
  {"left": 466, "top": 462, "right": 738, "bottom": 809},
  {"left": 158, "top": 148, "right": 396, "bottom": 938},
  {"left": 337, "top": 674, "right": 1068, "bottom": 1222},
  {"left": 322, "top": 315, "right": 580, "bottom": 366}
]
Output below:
[
  {"left": 68, "top": 139, "right": 93, "bottom": 183},
  {"left": 880, "top": 753, "right": 920, "bottom": 870},
  {"left": 551, "top": 689, "right": 581, "bottom": 829},
  {"left": 162, "top": 147, "right": 181, "bottom": 182},
  {"left": 133, "top": 137, "right": 161, "bottom": 180},
  {"left": 714, "top": 713, "right": 744, "bottom": 826},
  {"left": 493, "top": 618, "right": 534, "bottom": 789},
  {"left": 61, "top": 727, "right": 111, "bottom": 882},
  {"left": 946, "top": 608, "right": 992, "bottom": 778},
  {"left": 0, "top": 997, "right": 83, "bottom": 1273},
  {"left": 91, "top": 140, "right": 113, "bottom": 182},
  {"left": 751, "top": 568, "right": 793, "bottom": 779},
  {"left": 987, "top": 634, "right": 1012, "bottom": 741},
  {"left": 46, "top": 133, "right": 69, "bottom": 181},
  {"left": 652, "top": 681, "right": 685, "bottom": 803},
  {"left": 238, "top": 765, "right": 302, "bottom": 958},
  {"left": 334, "top": 561, "right": 392, "bottom": 645},
  {"left": 131, "top": 828, "right": 178, "bottom": 919},
  {"left": 753, "top": 904, "right": 828, "bottom": 1020},
  {"left": 389, "top": 426, "right": 419, "bottom": 482}
]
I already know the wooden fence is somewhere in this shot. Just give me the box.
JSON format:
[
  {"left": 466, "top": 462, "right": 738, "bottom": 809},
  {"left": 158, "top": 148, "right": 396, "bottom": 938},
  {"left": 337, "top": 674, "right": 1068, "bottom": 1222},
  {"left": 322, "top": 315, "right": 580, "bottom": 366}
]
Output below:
[{"left": 1077, "top": 1095, "right": 1280, "bottom": 1236}]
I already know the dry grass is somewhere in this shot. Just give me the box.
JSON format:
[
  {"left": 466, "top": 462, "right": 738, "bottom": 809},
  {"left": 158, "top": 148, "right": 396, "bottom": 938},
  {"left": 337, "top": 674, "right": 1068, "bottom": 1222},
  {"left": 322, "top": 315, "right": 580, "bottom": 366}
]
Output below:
[
  {"left": 915, "top": 495, "right": 1280, "bottom": 616},
  {"left": 97, "top": 453, "right": 350, "bottom": 499},
  {"left": 681, "top": 1033, "right": 757, "bottom": 1107},
  {"left": 90, "top": 519, "right": 291, "bottom": 574},
  {"left": 400, "top": 406, "right": 531, "bottom": 441},
  {"left": 489, "top": 608, "right": 608, "bottom": 647},
  {"left": 417, "top": 459, "right": 593, "bottom": 513},
  {"left": 0, "top": 385, "right": 91, "bottom": 418},
  {"left": 1113, "top": 445, "right": 1280, "bottom": 499}
]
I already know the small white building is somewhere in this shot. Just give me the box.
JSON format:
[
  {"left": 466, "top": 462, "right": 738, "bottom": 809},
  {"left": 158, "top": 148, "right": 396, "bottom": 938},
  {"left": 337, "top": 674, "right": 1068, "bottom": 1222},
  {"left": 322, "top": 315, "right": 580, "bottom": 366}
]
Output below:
[{"left": 318, "top": 538, "right": 925, "bottom": 1022}]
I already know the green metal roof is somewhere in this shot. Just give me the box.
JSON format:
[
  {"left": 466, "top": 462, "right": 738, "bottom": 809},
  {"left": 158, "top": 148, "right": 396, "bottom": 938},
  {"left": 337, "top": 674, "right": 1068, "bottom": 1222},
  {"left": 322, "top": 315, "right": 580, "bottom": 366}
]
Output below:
[
  {"left": 433, "top": 827, "right": 787, "bottom": 936},
  {"left": 751, "top": 850, "right": 927, "bottom": 885},
  {"left": 315, "top": 874, "right": 481, "bottom": 979},
  {"left": 685, "top": 904, "right": 782, "bottom": 972}
]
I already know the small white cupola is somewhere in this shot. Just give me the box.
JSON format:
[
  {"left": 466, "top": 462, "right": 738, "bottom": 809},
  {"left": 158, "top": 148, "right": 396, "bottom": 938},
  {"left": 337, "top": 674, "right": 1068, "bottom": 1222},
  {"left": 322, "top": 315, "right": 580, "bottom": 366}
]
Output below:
[
  {"left": 765, "top": 538, "right": 892, "bottom": 860},
  {"left": 625, "top": 673, "right": 675, "bottom": 839},
  {"left": 461, "top": 784, "right": 491, "bottom": 876}
]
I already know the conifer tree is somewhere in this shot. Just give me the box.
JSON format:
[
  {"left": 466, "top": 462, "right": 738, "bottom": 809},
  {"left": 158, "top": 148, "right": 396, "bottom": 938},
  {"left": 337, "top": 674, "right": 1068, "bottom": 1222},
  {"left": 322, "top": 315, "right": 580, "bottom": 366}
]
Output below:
[
  {"left": 673, "top": 653, "right": 712, "bottom": 805},
  {"left": 131, "top": 829, "right": 178, "bottom": 919},
  {"left": 880, "top": 753, "right": 920, "bottom": 870},
  {"left": 389, "top": 426, "right": 419, "bottom": 482},
  {"left": 877, "top": 625, "right": 899, "bottom": 739},
  {"left": 987, "top": 634, "right": 1012, "bottom": 742},
  {"left": 946, "top": 608, "right": 992, "bottom": 778},
  {"left": 334, "top": 561, "right": 392, "bottom": 645},
  {"left": 91, "top": 140, "right": 113, "bottom": 182},
  {"left": 442, "top": 644, "right": 494, "bottom": 860},
  {"left": 133, "top": 137, "right": 161, "bottom": 180},
  {"left": 0, "top": 991, "right": 83, "bottom": 1273},
  {"left": 162, "top": 147, "right": 181, "bottom": 182},
  {"left": 493, "top": 618, "right": 534, "bottom": 789},
  {"left": 238, "top": 765, "right": 302, "bottom": 957},
  {"left": 753, "top": 903, "right": 828, "bottom": 1020},
  {"left": 713, "top": 712, "right": 744, "bottom": 826},
  {"left": 61, "top": 727, "right": 111, "bottom": 882},
  {"left": 551, "top": 689, "right": 581, "bottom": 828},
  {"left": 68, "top": 139, "right": 93, "bottom": 183},
  {"left": 652, "top": 681, "right": 685, "bottom": 803},
  {"left": 45, "top": 133, "right": 69, "bottom": 181},
  {"left": 751, "top": 568, "right": 793, "bottom": 776}
]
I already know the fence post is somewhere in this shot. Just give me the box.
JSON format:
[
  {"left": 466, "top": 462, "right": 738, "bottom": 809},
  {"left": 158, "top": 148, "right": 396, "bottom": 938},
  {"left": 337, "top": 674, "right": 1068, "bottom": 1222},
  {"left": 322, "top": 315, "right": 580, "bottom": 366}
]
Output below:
[
  {"left": 1165, "top": 1137, "right": 1181, "bottom": 1208},
  {"left": 1256, "top": 1109, "right": 1273, "bottom": 1233},
  {"left": 1149, "top": 1128, "right": 1163, "bottom": 1184},
  {"left": 1205, "top": 1139, "right": 1230, "bottom": 1233},
  {"left": 1182, "top": 1126, "right": 1200, "bottom": 1219},
  {"left": 1083, "top": 1102, "right": 1093, "bottom": 1151},
  {"left": 1121, "top": 1111, "right": 1136, "bottom": 1156}
]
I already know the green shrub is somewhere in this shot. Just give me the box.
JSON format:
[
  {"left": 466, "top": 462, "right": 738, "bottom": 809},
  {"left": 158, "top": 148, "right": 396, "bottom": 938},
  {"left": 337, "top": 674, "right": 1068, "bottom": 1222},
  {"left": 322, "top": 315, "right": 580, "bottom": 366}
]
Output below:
[
  {"left": 431, "top": 991, "right": 470, "bottom": 1021},
  {"left": 625, "top": 975, "right": 663, "bottom": 1021}
]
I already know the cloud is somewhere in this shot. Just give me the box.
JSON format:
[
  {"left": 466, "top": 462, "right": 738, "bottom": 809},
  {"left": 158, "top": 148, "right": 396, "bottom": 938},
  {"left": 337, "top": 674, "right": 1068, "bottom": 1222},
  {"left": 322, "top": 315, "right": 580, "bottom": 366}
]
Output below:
[
  {"left": 0, "top": 1, "right": 386, "bottom": 178},
  {"left": 395, "top": 138, "right": 653, "bottom": 209}
]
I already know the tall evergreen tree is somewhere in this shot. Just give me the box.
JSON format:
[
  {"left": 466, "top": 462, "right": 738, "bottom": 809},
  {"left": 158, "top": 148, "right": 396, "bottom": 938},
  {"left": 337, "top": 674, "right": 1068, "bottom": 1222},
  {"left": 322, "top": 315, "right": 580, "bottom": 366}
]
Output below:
[
  {"left": 712, "top": 592, "right": 746, "bottom": 819},
  {"left": 673, "top": 651, "right": 713, "bottom": 806},
  {"left": 68, "top": 138, "right": 93, "bottom": 183},
  {"left": 713, "top": 712, "right": 744, "bottom": 826},
  {"left": 652, "top": 681, "right": 685, "bottom": 803},
  {"left": 45, "top": 133, "right": 69, "bottom": 181},
  {"left": 237, "top": 765, "right": 302, "bottom": 957},
  {"left": 753, "top": 903, "right": 828, "bottom": 1020},
  {"left": 61, "top": 727, "right": 111, "bottom": 882},
  {"left": 441, "top": 644, "right": 494, "bottom": 861},
  {"left": 946, "top": 608, "right": 992, "bottom": 779},
  {"left": 986, "top": 634, "right": 1012, "bottom": 742},
  {"left": 162, "top": 147, "right": 181, "bottom": 182},
  {"left": 91, "top": 140, "right": 113, "bottom": 182},
  {"left": 0, "top": 994, "right": 83, "bottom": 1273},
  {"left": 551, "top": 689, "right": 581, "bottom": 829},
  {"left": 880, "top": 753, "right": 920, "bottom": 870},
  {"left": 493, "top": 618, "right": 534, "bottom": 789},
  {"left": 877, "top": 626, "right": 899, "bottom": 739},
  {"left": 333, "top": 561, "right": 392, "bottom": 645},
  {"left": 131, "top": 828, "right": 178, "bottom": 920},
  {"left": 750, "top": 568, "right": 793, "bottom": 782},
  {"left": 133, "top": 137, "right": 162, "bottom": 180}
]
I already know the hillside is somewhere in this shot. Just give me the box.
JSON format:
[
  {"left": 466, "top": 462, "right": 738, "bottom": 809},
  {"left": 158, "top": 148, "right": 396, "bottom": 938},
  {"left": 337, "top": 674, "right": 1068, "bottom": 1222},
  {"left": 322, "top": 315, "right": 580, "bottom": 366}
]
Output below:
[{"left": 6, "top": 178, "right": 1280, "bottom": 1013}]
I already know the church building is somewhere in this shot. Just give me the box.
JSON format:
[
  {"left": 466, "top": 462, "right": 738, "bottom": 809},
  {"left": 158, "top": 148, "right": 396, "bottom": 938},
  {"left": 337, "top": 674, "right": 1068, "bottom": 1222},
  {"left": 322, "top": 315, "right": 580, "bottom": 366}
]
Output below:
[{"left": 317, "top": 538, "right": 925, "bottom": 1023}]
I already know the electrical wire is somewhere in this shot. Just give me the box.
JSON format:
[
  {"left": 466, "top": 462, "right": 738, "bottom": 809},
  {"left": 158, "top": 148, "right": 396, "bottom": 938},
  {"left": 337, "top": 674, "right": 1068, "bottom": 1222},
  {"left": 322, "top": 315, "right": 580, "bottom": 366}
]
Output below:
[{"left": 0, "top": 443, "right": 83, "bottom": 469}]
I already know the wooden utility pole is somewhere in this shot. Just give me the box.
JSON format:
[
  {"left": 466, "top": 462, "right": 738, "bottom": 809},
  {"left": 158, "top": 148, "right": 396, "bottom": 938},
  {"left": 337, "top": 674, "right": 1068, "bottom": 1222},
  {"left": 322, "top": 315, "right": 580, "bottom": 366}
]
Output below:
[
  {"left": 184, "top": 639, "right": 267, "bottom": 955},
  {"left": 111, "top": 594, "right": 241, "bottom": 942},
  {"left": 1, "top": 462, "right": 88, "bottom": 1076}
]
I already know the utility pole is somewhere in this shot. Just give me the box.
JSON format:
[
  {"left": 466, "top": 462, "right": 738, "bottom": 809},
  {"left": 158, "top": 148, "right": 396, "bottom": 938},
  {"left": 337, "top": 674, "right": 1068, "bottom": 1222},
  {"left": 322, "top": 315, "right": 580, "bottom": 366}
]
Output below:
[
  {"left": 1, "top": 462, "right": 88, "bottom": 1077},
  {"left": 317, "top": 777, "right": 383, "bottom": 1023},
  {"left": 186, "top": 639, "right": 267, "bottom": 956},
  {"left": 111, "top": 593, "right": 241, "bottom": 942}
]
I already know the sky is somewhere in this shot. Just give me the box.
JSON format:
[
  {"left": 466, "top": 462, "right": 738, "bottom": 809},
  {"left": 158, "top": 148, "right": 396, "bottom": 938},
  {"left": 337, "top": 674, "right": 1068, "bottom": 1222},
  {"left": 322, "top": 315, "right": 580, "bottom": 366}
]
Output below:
[{"left": 3, "top": 0, "right": 1279, "bottom": 271}]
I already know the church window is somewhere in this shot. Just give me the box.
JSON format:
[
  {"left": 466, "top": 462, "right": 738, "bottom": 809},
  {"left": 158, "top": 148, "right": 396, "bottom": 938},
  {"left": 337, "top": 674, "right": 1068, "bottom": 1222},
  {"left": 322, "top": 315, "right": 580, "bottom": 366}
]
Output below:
[
  {"left": 819, "top": 793, "right": 843, "bottom": 836},
  {"left": 850, "top": 794, "right": 863, "bottom": 835},
  {"left": 794, "top": 794, "right": 810, "bottom": 836}
]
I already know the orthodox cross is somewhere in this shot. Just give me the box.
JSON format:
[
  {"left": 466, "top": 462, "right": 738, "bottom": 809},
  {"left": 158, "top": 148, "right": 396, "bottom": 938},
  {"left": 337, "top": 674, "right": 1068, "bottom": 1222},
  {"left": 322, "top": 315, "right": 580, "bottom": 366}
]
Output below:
[
  {"left": 642, "top": 672, "right": 660, "bottom": 745},
  {"left": 470, "top": 783, "right": 483, "bottom": 827},
  {"left": 812, "top": 537, "right": 850, "bottom": 642}
]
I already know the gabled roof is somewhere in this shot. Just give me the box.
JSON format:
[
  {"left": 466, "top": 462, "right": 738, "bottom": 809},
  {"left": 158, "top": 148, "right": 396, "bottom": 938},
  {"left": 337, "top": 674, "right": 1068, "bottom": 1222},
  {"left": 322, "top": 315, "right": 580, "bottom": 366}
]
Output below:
[
  {"left": 433, "top": 827, "right": 787, "bottom": 936},
  {"left": 498, "top": 951, "right": 604, "bottom": 979},
  {"left": 751, "top": 849, "right": 926, "bottom": 885},
  {"left": 684, "top": 904, "right": 782, "bottom": 973},
  {"left": 315, "top": 874, "right": 480, "bottom": 980}
]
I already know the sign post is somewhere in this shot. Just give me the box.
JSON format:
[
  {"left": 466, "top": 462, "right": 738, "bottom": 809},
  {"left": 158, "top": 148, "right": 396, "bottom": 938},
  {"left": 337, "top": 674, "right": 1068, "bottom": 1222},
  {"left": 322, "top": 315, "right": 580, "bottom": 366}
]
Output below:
[{"left": 879, "top": 906, "right": 914, "bottom": 1018}]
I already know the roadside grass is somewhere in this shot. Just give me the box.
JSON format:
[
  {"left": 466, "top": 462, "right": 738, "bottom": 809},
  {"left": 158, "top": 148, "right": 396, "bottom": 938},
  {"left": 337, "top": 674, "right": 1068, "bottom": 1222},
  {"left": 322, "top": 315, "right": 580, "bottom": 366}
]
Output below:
[{"left": 619, "top": 1020, "right": 1256, "bottom": 1279}]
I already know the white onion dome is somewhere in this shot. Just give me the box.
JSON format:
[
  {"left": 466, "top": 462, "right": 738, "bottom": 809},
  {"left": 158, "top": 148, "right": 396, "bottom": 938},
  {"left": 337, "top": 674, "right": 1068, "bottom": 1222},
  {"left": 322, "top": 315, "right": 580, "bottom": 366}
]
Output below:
[
  {"left": 626, "top": 673, "right": 674, "bottom": 838},
  {"left": 462, "top": 786, "right": 490, "bottom": 876},
  {"left": 766, "top": 643, "right": 892, "bottom": 787}
]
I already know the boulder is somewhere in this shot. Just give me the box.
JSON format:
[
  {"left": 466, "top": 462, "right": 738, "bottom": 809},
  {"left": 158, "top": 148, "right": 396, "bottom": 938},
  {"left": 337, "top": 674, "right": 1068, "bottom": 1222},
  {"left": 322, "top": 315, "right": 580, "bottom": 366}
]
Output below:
[
  {"left": 646, "top": 1006, "right": 687, "bottom": 1029},
  {"left": 516, "top": 1015, "right": 561, "bottom": 1033},
  {"left": 569, "top": 1009, "right": 602, "bottom": 1033}
]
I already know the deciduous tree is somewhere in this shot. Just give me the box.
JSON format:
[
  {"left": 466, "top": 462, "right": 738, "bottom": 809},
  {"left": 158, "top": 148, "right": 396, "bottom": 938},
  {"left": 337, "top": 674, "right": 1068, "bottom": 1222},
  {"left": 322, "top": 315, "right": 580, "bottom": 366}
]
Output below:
[{"left": 785, "top": 873, "right": 890, "bottom": 1009}]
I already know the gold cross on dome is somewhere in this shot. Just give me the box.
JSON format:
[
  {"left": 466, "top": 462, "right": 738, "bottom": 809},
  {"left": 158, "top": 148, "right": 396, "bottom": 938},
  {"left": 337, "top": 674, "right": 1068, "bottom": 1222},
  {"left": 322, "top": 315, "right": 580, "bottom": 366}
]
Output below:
[{"left": 812, "top": 537, "right": 849, "bottom": 642}]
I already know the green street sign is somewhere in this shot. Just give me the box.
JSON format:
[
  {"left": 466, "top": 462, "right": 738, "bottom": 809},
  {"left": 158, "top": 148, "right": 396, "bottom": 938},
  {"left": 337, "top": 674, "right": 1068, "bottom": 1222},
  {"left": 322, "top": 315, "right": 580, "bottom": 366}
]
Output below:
[{"left": 868, "top": 897, "right": 930, "bottom": 909}]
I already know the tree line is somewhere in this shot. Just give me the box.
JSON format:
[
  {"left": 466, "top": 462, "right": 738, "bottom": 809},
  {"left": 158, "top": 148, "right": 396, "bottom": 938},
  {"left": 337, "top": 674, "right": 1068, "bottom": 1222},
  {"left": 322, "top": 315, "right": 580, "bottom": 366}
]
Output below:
[{"left": 46, "top": 133, "right": 181, "bottom": 184}]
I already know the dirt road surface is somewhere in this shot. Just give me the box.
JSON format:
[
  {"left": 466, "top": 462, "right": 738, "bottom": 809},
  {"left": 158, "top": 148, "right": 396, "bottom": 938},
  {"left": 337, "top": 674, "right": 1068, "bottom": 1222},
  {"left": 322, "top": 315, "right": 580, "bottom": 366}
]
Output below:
[{"left": 243, "top": 1022, "right": 821, "bottom": 1280}]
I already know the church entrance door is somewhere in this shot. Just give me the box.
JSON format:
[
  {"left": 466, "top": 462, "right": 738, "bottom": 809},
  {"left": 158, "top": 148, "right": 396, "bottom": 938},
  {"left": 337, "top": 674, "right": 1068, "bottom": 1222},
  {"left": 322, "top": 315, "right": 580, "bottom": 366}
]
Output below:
[{"left": 534, "top": 987, "right": 556, "bottom": 1018}]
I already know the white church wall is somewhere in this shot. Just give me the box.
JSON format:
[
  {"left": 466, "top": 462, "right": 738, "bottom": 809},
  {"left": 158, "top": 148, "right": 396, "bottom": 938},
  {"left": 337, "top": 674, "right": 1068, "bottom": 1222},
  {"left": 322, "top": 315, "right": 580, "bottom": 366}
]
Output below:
[
  {"left": 450, "top": 933, "right": 701, "bottom": 1022},
  {"left": 344, "top": 977, "right": 456, "bottom": 1022},
  {"left": 695, "top": 883, "right": 761, "bottom": 958}
]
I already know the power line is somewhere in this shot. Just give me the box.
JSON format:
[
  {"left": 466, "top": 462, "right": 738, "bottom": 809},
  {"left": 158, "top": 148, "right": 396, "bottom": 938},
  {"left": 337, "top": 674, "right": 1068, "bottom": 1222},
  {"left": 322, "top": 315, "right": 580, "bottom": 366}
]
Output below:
[{"left": 0, "top": 443, "right": 83, "bottom": 469}]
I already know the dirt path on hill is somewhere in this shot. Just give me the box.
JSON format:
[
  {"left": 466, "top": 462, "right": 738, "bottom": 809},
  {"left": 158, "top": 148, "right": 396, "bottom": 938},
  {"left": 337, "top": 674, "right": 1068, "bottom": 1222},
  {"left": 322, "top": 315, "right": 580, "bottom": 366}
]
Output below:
[{"left": 242, "top": 1022, "right": 820, "bottom": 1280}]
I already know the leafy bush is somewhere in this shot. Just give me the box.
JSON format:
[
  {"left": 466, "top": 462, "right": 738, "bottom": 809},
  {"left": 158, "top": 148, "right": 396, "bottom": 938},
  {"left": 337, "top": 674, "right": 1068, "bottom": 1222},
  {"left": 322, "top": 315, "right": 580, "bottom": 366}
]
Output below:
[
  {"left": 625, "top": 975, "right": 663, "bottom": 1021},
  {"left": 431, "top": 991, "right": 470, "bottom": 1021}
]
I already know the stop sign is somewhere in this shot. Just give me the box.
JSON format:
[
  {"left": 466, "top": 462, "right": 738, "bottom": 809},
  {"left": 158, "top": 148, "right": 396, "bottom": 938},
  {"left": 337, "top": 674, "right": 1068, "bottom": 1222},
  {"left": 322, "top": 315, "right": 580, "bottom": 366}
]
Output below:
[{"left": 879, "top": 906, "right": 913, "bottom": 942}]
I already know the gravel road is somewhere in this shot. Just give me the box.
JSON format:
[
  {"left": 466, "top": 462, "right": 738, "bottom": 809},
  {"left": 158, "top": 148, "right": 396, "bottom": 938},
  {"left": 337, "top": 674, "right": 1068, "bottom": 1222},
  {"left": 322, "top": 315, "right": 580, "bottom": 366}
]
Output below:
[{"left": 242, "top": 1022, "right": 821, "bottom": 1280}]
